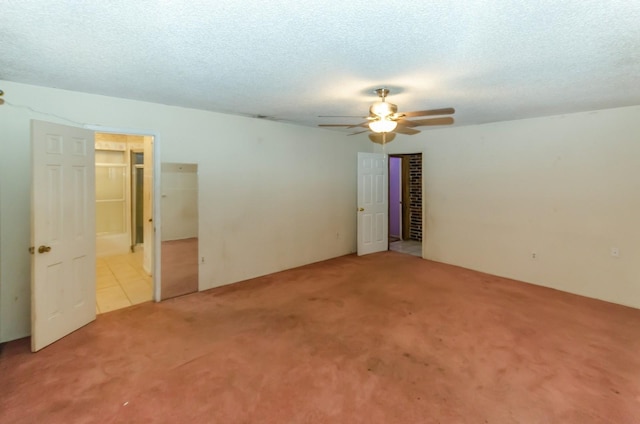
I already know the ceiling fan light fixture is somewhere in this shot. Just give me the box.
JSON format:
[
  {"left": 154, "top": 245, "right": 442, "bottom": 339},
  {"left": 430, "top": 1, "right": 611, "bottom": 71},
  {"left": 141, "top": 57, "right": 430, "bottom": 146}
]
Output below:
[
  {"left": 319, "top": 88, "right": 455, "bottom": 141},
  {"left": 369, "top": 101, "right": 397, "bottom": 118},
  {"left": 369, "top": 118, "right": 397, "bottom": 133}
]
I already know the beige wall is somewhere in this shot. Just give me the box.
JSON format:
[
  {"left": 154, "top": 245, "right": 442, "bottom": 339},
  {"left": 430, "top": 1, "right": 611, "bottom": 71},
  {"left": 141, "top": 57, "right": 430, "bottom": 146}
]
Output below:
[
  {"left": 3, "top": 78, "right": 637, "bottom": 342},
  {"left": 382, "top": 106, "right": 640, "bottom": 308},
  {"left": 0, "top": 80, "right": 367, "bottom": 342}
]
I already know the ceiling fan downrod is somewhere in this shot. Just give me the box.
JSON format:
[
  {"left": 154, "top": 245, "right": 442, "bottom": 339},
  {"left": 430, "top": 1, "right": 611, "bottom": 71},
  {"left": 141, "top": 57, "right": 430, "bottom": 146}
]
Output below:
[
  {"left": 375, "top": 88, "right": 390, "bottom": 100},
  {"left": 370, "top": 88, "right": 397, "bottom": 120}
]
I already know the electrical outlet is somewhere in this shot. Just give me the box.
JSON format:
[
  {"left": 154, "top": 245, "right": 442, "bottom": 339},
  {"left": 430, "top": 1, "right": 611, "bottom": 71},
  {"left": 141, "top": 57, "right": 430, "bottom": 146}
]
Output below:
[
  {"left": 531, "top": 252, "right": 537, "bottom": 260},
  {"left": 611, "top": 247, "right": 619, "bottom": 257},
  {"left": 201, "top": 256, "right": 205, "bottom": 264}
]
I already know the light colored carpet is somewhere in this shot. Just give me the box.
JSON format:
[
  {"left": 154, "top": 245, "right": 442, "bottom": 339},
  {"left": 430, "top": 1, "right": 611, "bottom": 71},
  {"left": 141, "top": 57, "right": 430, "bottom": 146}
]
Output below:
[{"left": 2, "top": 251, "right": 639, "bottom": 423}]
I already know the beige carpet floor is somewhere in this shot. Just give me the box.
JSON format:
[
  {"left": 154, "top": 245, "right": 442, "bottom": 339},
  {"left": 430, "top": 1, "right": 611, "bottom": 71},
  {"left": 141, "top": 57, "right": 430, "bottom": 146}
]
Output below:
[{"left": 2, "top": 251, "right": 639, "bottom": 423}]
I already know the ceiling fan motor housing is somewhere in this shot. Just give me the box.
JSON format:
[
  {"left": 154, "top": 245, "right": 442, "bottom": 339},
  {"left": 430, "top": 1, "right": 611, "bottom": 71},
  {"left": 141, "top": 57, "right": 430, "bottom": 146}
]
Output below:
[{"left": 370, "top": 101, "right": 397, "bottom": 118}]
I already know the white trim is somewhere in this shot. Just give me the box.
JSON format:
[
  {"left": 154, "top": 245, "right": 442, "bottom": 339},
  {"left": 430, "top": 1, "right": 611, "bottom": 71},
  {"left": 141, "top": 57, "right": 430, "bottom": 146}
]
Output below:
[
  {"left": 389, "top": 156, "right": 403, "bottom": 240},
  {"left": 397, "top": 157, "right": 403, "bottom": 241}
]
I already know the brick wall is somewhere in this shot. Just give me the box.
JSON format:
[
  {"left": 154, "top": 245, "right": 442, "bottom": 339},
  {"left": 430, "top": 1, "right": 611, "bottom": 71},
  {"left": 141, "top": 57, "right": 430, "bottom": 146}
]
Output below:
[{"left": 408, "top": 154, "right": 422, "bottom": 241}]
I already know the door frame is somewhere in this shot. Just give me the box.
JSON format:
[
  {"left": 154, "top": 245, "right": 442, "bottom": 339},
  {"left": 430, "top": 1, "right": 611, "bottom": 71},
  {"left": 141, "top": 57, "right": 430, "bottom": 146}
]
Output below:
[
  {"left": 401, "top": 155, "right": 411, "bottom": 240},
  {"left": 86, "top": 125, "right": 162, "bottom": 302},
  {"left": 388, "top": 155, "right": 403, "bottom": 240},
  {"left": 389, "top": 154, "right": 412, "bottom": 241},
  {"left": 130, "top": 149, "right": 145, "bottom": 251}
]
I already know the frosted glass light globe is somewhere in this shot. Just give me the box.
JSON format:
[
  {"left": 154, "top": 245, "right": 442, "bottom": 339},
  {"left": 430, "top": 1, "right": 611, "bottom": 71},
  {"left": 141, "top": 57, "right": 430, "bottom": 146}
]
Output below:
[{"left": 369, "top": 119, "right": 398, "bottom": 133}]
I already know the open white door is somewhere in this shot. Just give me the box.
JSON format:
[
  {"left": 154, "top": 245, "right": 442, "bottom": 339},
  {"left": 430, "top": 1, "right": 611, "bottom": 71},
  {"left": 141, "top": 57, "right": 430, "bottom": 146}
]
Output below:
[
  {"left": 357, "top": 152, "right": 388, "bottom": 255},
  {"left": 31, "top": 120, "right": 96, "bottom": 352}
]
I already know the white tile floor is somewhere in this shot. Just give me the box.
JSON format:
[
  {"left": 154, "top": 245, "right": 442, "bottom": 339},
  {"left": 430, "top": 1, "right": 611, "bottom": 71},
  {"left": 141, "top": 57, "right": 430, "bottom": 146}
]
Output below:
[
  {"left": 389, "top": 239, "right": 422, "bottom": 257},
  {"left": 96, "top": 251, "right": 153, "bottom": 314}
]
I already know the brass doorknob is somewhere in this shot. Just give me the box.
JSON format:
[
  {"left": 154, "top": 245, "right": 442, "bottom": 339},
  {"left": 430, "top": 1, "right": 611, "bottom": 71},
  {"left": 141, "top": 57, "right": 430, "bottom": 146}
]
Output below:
[
  {"left": 38, "top": 245, "right": 51, "bottom": 254},
  {"left": 358, "top": 207, "right": 365, "bottom": 212}
]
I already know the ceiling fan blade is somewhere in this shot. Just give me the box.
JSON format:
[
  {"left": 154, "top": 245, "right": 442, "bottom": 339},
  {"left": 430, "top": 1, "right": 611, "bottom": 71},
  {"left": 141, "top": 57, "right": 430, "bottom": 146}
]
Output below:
[
  {"left": 368, "top": 132, "right": 396, "bottom": 144},
  {"left": 319, "top": 115, "right": 368, "bottom": 118},
  {"left": 393, "top": 126, "right": 421, "bottom": 135},
  {"left": 401, "top": 108, "right": 455, "bottom": 118},
  {"left": 319, "top": 121, "right": 369, "bottom": 129},
  {"left": 348, "top": 130, "right": 369, "bottom": 136},
  {"left": 408, "top": 117, "right": 454, "bottom": 127},
  {"left": 396, "top": 119, "right": 418, "bottom": 128}
]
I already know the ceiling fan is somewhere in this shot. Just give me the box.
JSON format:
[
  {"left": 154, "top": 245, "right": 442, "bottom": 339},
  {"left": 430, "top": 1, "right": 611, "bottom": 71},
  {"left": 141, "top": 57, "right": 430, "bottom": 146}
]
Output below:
[{"left": 319, "top": 88, "right": 454, "bottom": 144}]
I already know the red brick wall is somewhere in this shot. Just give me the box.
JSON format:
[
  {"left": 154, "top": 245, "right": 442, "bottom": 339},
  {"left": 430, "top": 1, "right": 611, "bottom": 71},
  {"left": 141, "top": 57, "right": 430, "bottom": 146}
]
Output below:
[{"left": 408, "top": 154, "right": 422, "bottom": 241}]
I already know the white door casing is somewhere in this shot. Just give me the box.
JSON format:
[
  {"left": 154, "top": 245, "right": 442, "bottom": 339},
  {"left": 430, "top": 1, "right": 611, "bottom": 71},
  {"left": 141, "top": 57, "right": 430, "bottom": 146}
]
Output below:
[
  {"left": 390, "top": 156, "right": 403, "bottom": 239},
  {"left": 31, "top": 120, "right": 96, "bottom": 352},
  {"left": 142, "top": 135, "right": 153, "bottom": 276},
  {"left": 357, "top": 152, "right": 388, "bottom": 255}
]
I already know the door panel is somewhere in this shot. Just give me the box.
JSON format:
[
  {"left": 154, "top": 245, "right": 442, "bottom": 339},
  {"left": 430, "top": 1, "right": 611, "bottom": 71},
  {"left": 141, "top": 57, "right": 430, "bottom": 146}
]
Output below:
[
  {"left": 31, "top": 120, "right": 96, "bottom": 352},
  {"left": 357, "top": 152, "right": 388, "bottom": 255}
]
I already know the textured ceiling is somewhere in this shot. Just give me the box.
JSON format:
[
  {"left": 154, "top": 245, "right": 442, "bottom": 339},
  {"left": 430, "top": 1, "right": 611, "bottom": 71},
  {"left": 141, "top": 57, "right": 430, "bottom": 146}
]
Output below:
[{"left": 2, "top": 1, "right": 639, "bottom": 132}]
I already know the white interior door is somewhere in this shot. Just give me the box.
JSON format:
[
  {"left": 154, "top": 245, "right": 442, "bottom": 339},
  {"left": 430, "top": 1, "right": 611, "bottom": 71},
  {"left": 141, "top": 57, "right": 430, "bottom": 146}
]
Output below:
[
  {"left": 31, "top": 120, "right": 96, "bottom": 352},
  {"left": 357, "top": 152, "right": 388, "bottom": 255}
]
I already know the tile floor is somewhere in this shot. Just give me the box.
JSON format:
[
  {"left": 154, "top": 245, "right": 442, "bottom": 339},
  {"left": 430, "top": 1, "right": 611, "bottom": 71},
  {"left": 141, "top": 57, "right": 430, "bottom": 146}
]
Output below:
[
  {"left": 96, "top": 251, "right": 153, "bottom": 314},
  {"left": 389, "top": 239, "right": 422, "bottom": 257}
]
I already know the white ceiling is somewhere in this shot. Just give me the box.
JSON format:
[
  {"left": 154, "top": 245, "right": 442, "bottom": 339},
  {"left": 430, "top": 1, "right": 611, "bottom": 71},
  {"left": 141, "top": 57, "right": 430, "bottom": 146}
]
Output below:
[{"left": 2, "top": 1, "right": 639, "bottom": 132}]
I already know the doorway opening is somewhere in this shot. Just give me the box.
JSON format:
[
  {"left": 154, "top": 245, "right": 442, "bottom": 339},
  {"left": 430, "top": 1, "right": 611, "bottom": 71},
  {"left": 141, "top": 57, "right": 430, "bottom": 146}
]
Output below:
[
  {"left": 94, "top": 133, "right": 155, "bottom": 313},
  {"left": 389, "top": 153, "right": 422, "bottom": 257}
]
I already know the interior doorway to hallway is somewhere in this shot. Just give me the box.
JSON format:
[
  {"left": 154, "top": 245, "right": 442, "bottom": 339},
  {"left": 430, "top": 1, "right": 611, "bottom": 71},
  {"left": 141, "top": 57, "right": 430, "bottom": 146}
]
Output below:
[
  {"left": 94, "top": 132, "right": 155, "bottom": 313},
  {"left": 389, "top": 153, "right": 422, "bottom": 258}
]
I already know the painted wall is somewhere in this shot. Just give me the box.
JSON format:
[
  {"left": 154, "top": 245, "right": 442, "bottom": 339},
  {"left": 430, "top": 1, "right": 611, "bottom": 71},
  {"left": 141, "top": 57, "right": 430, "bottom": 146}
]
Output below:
[
  {"left": 382, "top": 105, "right": 640, "bottom": 308},
  {"left": 0, "top": 80, "right": 367, "bottom": 342}
]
